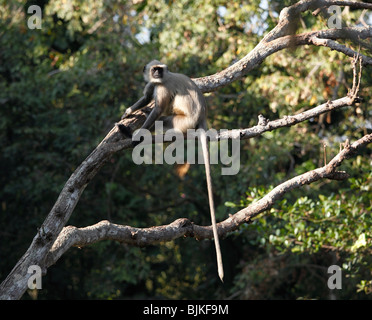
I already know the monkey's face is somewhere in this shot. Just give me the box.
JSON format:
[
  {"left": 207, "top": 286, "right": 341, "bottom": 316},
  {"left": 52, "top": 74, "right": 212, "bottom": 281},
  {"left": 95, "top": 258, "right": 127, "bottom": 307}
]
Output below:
[
  {"left": 149, "top": 65, "right": 168, "bottom": 83},
  {"left": 143, "top": 60, "right": 168, "bottom": 83},
  {"left": 152, "top": 67, "right": 163, "bottom": 80}
]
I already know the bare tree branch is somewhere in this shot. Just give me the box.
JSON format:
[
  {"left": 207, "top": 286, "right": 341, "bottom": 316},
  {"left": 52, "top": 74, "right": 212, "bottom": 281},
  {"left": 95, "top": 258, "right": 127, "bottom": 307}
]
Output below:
[
  {"left": 45, "top": 132, "right": 372, "bottom": 269},
  {"left": 120, "top": 90, "right": 359, "bottom": 146},
  {"left": 194, "top": 26, "right": 372, "bottom": 92}
]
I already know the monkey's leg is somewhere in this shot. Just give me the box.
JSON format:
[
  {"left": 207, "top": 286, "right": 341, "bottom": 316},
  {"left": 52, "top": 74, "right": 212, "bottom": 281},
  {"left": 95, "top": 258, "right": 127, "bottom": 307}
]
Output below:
[
  {"left": 161, "top": 115, "right": 196, "bottom": 134},
  {"left": 117, "top": 106, "right": 162, "bottom": 145},
  {"left": 117, "top": 99, "right": 151, "bottom": 137},
  {"left": 124, "top": 106, "right": 163, "bottom": 147},
  {"left": 199, "top": 129, "right": 224, "bottom": 282},
  {"left": 141, "top": 106, "right": 163, "bottom": 131},
  {"left": 117, "top": 86, "right": 155, "bottom": 137},
  {"left": 159, "top": 115, "right": 192, "bottom": 178}
]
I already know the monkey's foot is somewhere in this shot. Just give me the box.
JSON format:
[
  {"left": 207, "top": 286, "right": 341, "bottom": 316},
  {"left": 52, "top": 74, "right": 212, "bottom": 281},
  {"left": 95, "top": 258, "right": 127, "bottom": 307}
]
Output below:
[
  {"left": 131, "top": 139, "right": 141, "bottom": 147},
  {"left": 116, "top": 123, "right": 133, "bottom": 138}
]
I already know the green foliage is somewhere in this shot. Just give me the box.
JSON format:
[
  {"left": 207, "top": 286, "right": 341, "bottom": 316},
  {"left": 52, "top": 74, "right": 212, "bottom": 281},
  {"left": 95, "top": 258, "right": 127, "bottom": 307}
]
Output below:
[
  {"left": 0, "top": 0, "right": 371, "bottom": 300},
  {"left": 231, "top": 172, "right": 371, "bottom": 299}
]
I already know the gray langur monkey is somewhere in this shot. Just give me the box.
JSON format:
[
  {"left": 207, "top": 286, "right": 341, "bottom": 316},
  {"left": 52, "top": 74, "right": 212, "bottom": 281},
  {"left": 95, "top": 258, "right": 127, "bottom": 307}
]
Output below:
[{"left": 117, "top": 60, "right": 224, "bottom": 282}]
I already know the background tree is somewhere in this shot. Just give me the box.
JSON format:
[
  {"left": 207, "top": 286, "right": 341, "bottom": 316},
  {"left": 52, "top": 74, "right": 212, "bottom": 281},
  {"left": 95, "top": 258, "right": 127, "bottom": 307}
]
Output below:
[{"left": 0, "top": 0, "right": 371, "bottom": 299}]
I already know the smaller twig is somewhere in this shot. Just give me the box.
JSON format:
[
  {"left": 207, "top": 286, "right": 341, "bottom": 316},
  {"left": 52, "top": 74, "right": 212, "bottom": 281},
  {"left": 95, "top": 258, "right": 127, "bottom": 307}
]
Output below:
[
  {"left": 312, "top": 7, "right": 323, "bottom": 16},
  {"left": 351, "top": 50, "right": 360, "bottom": 94},
  {"left": 348, "top": 53, "right": 363, "bottom": 102},
  {"left": 308, "top": 35, "right": 372, "bottom": 66}
]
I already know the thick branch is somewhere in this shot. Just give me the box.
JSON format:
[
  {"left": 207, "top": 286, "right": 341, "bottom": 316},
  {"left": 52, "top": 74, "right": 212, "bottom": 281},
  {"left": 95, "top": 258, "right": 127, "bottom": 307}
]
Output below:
[
  {"left": 0, "top": 128, "right": 131, "bottom": 300},
  {"left": 193, "top": 26, "right": 372, "bottom": 92}
]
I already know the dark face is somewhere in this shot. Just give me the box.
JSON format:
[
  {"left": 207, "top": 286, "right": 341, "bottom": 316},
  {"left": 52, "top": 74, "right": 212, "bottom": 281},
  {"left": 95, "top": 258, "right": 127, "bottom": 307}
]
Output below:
[{"left": 151, "top": 66, "right": 163, "bottom": 79}]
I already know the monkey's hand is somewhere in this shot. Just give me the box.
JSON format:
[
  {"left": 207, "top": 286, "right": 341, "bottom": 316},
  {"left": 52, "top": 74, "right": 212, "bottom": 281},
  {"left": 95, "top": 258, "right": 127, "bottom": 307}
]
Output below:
[{"left": 121, "top": 107, "right": 133, "bottom": 120}]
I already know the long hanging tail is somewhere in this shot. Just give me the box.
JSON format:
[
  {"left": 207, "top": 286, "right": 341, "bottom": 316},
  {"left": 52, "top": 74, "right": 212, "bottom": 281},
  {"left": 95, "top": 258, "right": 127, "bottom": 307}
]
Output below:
[{"left": 199, "top": 129, "right": 224, "bottom": 282}]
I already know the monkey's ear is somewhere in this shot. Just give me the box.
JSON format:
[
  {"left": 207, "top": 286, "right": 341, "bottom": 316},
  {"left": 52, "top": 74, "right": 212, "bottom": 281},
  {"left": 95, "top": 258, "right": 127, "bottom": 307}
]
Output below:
[{"left": 143, "top": 65, "right": 147, "bottom": 73}]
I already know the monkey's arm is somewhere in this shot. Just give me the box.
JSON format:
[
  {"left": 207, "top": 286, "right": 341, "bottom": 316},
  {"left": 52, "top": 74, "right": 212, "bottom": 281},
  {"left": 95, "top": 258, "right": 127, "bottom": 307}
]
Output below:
[
  {"left": 126, "top": 106, "right": 162, "bottom": 146},
  {"left": 137, "top": 85, "right": 171, "bottom": 131},
  {"left": 117, "top": 84, "right": 156, "bottom": 138},
  {"left": 121, "top": 83, "right": 155, "bottom": 119},
  {"left": 117, "top": 104, "right": 161, "bottom": 142},
  {"left": 139, "top": 106, "right": 163, "bottom": 131}
]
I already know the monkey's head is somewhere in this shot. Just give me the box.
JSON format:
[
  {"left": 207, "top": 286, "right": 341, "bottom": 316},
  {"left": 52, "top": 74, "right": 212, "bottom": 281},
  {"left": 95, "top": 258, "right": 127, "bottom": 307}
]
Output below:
[{"left": 144, "top": 60, "right": 168, "bottom": 84}]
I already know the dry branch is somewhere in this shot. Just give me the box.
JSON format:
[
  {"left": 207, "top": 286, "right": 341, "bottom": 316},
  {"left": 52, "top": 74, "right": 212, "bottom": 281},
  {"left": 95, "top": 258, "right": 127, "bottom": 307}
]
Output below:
[
  {"left": 194, "top": 25, "right": 372, "bottom": 93},
  {"left": 115, "top": 75, "right": 361, "bottom": 145},
  {"left": 45, "top": 133, "right": 372, "bottom": 269}
]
